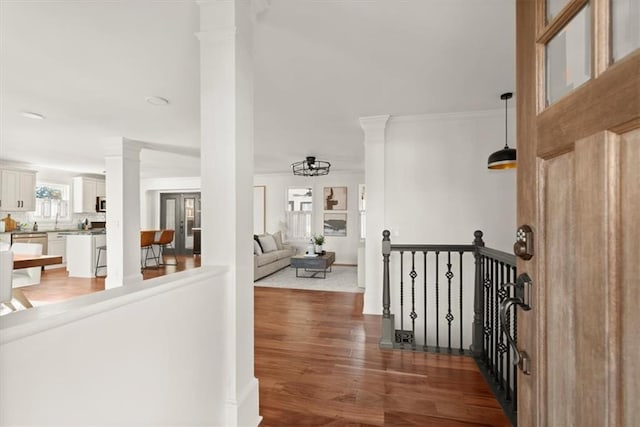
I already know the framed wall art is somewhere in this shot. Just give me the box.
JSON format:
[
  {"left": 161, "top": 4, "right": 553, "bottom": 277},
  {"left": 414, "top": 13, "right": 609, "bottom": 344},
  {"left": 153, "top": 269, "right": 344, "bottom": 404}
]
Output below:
[
  {"left": 323, "top": 186, "right": 347, "bottom": 210},
  {"left": 324, "top": 212, "right": 347, "bottom": 237}
]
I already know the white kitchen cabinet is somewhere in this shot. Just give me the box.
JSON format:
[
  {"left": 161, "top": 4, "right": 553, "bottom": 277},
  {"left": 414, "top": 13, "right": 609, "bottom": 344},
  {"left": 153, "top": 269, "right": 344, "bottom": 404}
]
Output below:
[
  {"left": 46, "top": 232, "right": 67, "bottom": 269},
  {"left": 0, "top": 232, "right": 11, "bottom": 246},
  {"left": 73, "top": 177, "right": 105, "bottom": 213},
  {"left": 0, "top": 168, "right": 37, "bottom": 212},
  {"left": 96, "top": 180, "right": 105, "bottom": 198}
]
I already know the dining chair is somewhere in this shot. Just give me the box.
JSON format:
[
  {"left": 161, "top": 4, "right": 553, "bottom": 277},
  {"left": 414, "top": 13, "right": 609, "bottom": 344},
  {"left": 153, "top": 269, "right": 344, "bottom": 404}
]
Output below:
[
  {"left": 152, "top": 229, "right": 177, "bottom": 266},
  {"left": 140, "top": 230, "right": 157, "bottom": 270},
  {"left": 0, "top": 250, "right": 16, "bottom": 312},
  {"left": 11, "top": 242, "right": 43, "bottom": 287}
]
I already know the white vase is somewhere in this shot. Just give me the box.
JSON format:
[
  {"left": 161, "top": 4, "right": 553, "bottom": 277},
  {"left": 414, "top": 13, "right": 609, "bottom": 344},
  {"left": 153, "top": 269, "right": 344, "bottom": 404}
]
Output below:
[
  {"left": 306, "top": 243, "right": 315, "bottom": 255},
  {"left": 315, "top": 244, "right": 323, "bottom": 254}
]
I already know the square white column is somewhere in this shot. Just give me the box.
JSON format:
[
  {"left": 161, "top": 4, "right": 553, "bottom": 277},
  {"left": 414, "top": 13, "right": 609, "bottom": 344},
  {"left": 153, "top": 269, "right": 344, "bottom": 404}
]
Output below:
[{"left": 360, "top": 115, "right": 390, "bottom": 315}]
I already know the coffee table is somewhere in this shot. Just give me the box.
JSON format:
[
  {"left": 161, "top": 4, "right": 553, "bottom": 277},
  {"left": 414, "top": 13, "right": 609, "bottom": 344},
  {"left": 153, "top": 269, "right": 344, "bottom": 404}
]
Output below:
[{"left": 290, "top": 251, "right": 335, "bottom": 279}]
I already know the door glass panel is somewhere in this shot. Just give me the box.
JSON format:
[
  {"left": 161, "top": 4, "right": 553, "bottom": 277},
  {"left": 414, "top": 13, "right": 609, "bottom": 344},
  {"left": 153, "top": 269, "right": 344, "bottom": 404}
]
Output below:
[
  {"left": 546, "top": 0, "right": 570, "bottom": 21},
  {"left": 611, "top": 0, "right": 640, "bottom": 62},
  {"left": 165, "top": 199, "right": 176, "bottom": 232},
  {"left": 545, "top": 4, "right": 591, "bottom": 106},
  {"left": 184, "top": 197, "right": 194, "bottom": 250}
]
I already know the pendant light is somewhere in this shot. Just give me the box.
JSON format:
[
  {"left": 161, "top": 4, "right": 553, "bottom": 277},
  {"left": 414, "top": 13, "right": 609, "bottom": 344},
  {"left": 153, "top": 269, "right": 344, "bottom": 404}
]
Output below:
[{"left": 488, "top": 92, "right": 516, "bottom": 169}]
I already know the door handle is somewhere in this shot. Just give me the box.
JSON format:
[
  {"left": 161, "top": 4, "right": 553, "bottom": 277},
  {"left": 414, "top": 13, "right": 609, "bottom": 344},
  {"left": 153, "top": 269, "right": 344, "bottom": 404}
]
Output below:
[{"left": 499, "top": 273, "right": 532, "bottom": 375}]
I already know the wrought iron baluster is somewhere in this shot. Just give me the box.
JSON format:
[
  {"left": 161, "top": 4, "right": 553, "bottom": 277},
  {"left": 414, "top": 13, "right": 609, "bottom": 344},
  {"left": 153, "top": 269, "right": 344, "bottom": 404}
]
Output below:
[
  {"left": 484, "top": 256, "right": 491, "bottom": 364},
  {"left": 435, "top": 251, "right": 440, "bottom": 352},
  {"left": 423, "top": 251, "right": 428, "bottom": 350},
  {"left": 492, "top": 259, "right": 497, "bottom": 377},
  {"left": 410, "top": 251, "right": 417, "bottom": 349},
  {"left": 446, "top": 251, "right": 454, "bottom": 353},
  {"left": 459, "top": 251, "right": 464, "bottom": 354},
  {"left": 505, "top": 265, "right": 512, "bottom": 402},
  {"left": 497, "top": 262, "right": 506, "bottom": 390},
  {"left": 512, "top": 265, "right": 518, "bottom": 407},
  {"left": 400, "top": 251, "right": 404, "bottom": 342}
]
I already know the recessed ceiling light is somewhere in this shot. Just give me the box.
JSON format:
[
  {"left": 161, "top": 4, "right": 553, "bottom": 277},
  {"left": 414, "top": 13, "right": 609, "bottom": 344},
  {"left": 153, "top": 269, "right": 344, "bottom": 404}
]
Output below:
[
  {"left": 145, "top": 96, "right": 170, "bottom": 106},
  {"left": 21, "top": 111, "right": 45, "bottom": 120}
]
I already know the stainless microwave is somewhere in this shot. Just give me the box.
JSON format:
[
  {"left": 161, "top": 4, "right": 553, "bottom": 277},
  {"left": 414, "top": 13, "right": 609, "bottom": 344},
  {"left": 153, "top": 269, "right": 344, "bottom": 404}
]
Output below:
[{"left": 96, "top": 196, "right": 106, "bottom": 212}]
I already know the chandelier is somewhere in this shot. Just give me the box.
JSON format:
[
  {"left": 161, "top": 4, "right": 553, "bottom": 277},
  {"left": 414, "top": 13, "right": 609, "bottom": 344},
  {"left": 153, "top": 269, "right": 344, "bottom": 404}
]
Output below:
[{"left": 292, "top": 156, "right": 331, "bottom": 176}]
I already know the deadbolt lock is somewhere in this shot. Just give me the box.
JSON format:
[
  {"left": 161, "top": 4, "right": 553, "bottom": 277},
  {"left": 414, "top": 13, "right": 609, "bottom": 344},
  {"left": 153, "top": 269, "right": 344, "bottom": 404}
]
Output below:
[{"left": 513, "top": 225, "right": 534, "bottom": 260}]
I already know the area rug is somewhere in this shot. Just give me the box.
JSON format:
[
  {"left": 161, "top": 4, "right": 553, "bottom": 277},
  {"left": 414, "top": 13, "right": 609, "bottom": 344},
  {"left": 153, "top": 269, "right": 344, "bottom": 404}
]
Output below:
[{"left": 254, "top": 265, "right": 362, "bottom": 293}]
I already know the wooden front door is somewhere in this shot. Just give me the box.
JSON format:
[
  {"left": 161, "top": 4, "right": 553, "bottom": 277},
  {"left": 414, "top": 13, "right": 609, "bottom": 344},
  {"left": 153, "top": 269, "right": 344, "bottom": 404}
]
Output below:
[{"left": 516, "top": 0, "right": 639, "bottom": 426}]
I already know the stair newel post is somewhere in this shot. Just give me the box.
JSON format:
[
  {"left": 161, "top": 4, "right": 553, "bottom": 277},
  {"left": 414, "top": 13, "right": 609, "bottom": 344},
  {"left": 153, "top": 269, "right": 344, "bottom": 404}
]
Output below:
[
  {"left": 471, "top": 230, "right": 485, "bottom": 357},
  {"left": 380, "top": 230, "right": 395, "bottom": 349}
]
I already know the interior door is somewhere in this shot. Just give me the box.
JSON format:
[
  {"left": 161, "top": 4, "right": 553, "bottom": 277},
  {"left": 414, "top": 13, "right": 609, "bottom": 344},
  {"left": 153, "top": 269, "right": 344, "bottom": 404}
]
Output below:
[
  {"left": 160, "top": 192, "right": 201, "bottom": 255},
  {"left": 516, "top": 1, "right": 639, "bottom": 426}
]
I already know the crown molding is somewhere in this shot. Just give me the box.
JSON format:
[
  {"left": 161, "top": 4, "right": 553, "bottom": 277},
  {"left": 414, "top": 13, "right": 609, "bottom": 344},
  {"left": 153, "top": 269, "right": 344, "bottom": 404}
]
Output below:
[
  {"left": 195, "top": 27, "right": 237, "bottom": 44},
  {"left": 390, "top": 107, "right": 514, "bottom": 124}
]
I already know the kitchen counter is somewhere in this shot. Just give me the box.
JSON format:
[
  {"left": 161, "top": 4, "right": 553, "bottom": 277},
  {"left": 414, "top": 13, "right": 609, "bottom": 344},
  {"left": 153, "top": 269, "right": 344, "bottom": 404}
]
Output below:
[
  {"left": 3, "top": 228, "right": 102, "bottom": 235},
  {"left": 57, "top": 230, "right": 106, "bottom": 236},
  {"left": 66, "top": 233, "right": 107, "bottom": 278}
]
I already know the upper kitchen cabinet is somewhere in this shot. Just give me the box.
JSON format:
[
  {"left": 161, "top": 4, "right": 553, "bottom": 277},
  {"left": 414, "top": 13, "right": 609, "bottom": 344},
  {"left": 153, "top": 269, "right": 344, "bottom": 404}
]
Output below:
[
  {"left": 0, "top": 168, "right": 37, "bottom": 212},
  {"left": 73, "top": 176, "right": 106, "bottom": 213}
]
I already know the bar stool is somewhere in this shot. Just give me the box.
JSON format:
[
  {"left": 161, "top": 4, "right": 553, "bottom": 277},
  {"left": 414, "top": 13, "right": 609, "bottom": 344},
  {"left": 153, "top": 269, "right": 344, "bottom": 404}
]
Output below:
[
  {"left": 140, "top": 230, "right": 157, "bottom": 270},
  {"left": 95, "top": 245, "right": 107, "bottom": 277},
  {"left": 153, "top": 229, "right": 177, "bottom": 266}
]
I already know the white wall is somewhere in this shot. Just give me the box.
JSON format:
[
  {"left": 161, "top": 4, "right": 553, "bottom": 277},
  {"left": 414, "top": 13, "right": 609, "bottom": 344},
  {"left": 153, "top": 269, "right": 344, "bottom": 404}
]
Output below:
[
  {"left": 385, "top": 109, "right": 516, "bottom": 251},
  {"left": 363, "top": 108, "right": 516, "bottom": 315},
  {"left": 140, "top": 176, "right": 201, "bottom": 229},
  {"left": 0, "top": 267, "right": 228, "bottom": 426},
  {"left": 254, "top": 171, "right": 364, "bottom": 264}
]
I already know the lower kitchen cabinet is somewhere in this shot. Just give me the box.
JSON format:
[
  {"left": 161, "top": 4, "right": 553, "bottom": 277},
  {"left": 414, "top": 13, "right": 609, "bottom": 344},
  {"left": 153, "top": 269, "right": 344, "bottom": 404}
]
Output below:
[{"left": 46, "top": 232, "right": 67, "bottom": 269}]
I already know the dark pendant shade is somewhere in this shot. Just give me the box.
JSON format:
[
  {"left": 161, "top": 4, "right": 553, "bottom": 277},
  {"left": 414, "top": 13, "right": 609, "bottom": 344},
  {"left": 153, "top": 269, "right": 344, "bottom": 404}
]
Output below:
[
  {"left": 488, "top": 92, "right": 516, "bottom": 170},
  {"left": 487, "top": 147, "right": 517, "bottom": 169}
]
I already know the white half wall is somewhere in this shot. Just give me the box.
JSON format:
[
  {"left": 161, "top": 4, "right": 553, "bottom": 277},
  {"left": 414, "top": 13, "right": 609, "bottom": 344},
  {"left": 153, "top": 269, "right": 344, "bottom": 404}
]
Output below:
[
  {"left": 0, "top": 267, "right": 228, "bottom": 426},
  {"left": 254, "top": 171, "right": 364, "bottom": 264}
]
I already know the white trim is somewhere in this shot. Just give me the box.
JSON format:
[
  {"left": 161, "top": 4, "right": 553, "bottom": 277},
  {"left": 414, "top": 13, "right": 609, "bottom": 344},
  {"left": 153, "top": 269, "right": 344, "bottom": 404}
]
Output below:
[
  {"left": 0, "top": 266, "right": 228, "bottom": 344},
  {"left": 225, "top": 377, "right": 262, "bottom": 427},
  {"left": 195, "top": 28, "right": 237, "bottom": 44},
  {"left": 390, "top": 107, "right": 515, "bottom": 124}
]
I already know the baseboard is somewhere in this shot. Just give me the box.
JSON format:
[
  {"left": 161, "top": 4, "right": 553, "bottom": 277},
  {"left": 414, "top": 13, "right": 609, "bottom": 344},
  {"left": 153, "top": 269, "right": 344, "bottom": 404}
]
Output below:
[
  {"left": 333, "top": 263, "right": 357, "bottom": 267},
  {"left": 225, "top": 377, "right": 261, "bottom": 426}
]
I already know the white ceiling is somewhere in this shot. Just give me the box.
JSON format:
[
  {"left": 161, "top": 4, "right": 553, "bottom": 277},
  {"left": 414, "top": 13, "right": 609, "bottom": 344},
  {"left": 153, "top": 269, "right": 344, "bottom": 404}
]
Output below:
[{"left": 0, "top": 0, "right": 515, "bottom": 178}]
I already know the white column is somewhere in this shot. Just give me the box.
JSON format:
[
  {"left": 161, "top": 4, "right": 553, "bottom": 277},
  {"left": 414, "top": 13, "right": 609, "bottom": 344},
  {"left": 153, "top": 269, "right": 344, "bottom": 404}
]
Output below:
[
  {"left": 104, "top": 137, "right": 143, "bottom": 289},
  {"left": 197, "top": 1, "right": 260, "bottom": 426},
  {"left": 360, "top": 115, "right": 390, "bottom": 315}
]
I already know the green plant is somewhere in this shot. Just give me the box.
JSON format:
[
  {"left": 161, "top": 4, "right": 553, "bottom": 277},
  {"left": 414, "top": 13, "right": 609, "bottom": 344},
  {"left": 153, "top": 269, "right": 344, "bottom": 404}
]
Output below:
[{"left": 313, "top": 234, "right": 325, "bottom": 245}]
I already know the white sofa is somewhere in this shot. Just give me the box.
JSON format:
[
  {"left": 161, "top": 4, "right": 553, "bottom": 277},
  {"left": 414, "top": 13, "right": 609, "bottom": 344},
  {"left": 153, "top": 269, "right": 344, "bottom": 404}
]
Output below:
[{"left": 253, "top": 231, "right": 296, "bottom": 281}]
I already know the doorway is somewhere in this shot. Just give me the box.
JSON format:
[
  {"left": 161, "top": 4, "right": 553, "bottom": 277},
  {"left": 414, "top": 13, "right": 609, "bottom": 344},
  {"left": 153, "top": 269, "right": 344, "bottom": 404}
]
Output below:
[{"left": 159, "top": 192, "right": 201, "bottom": 255}]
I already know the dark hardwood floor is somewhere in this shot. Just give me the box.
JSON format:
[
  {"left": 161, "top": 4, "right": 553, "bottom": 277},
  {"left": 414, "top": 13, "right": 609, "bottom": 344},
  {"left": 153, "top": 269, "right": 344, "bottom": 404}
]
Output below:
[
  {"left": 20, "top": 255, "right": 201, "bottom": 303},
  {"left": 255, "top": 287, "right": 510, "bottom": 426},
  {"left": 17, "top": 259, "right": 509, "bottom": 426}
]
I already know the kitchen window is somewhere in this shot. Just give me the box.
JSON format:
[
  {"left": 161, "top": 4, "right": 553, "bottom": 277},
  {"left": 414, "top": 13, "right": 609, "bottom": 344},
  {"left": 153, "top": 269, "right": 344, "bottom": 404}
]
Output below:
[{"left": 34, "top": 183, "right": 70, "bottom": 221}]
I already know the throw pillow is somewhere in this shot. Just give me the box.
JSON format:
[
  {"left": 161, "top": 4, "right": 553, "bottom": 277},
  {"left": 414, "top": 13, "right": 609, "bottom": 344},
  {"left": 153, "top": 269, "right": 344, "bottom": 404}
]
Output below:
[
  {"left": 253, "top": 235, "right": 264, "bottom": 252},
  {"left": 253, "top": 240, "right": 263, "bottom": 255},
  {"left": 272, "top": 230, "right": 284, "bottom": 250},
  {"left": 258, "top": 234, "right": 278, "bottom": 253}
]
